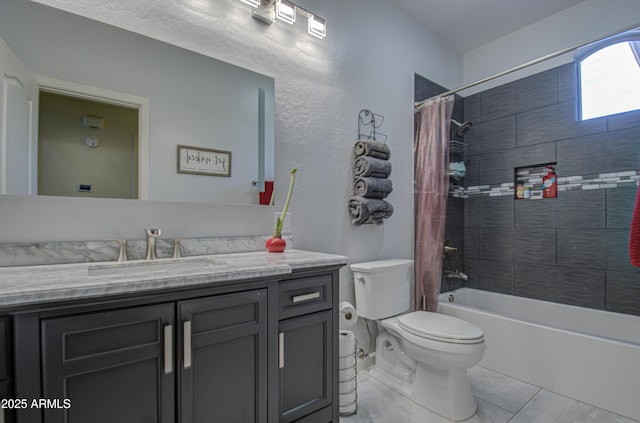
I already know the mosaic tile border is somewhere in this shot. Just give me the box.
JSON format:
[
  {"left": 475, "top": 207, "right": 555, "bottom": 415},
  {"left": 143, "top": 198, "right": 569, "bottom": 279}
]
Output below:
[{"left": 450, "top": 170, "right": 640, "bottom": 198}]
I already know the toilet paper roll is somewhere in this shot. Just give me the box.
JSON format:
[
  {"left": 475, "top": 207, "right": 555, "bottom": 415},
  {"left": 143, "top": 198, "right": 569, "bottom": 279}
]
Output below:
[
  {"left": 339, "top": 354, "right": 356, "bottom": 370},
  {"left": 339, "top": 368, "right": 356, "bottom": 384},
  {"left": 340, "top": 402, "right": 357, "bottom": 416},
  {"left": 339, "top": 390, "right": 357, "bottom": 408},
  {"left": 339, "top": 330, "right": 356, "bottom": 357},
  {"left": 339, "top": 301, "right": 358, "bottom": 327}
]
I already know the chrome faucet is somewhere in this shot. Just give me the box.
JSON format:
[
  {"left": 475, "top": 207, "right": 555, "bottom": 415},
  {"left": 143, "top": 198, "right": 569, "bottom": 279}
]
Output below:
[
  {"left": 443, "top": 240, "right": 459, "bottom": 259},
  {"left": 444, "top": 270, "right": 469, "bottom": 280},
  {"left": 145, "top": 228, "right": 161, "bottom": 260},
  {"left": 105, "top": 239, "right": 128, "bottom": 262},
  {"left": 172, "top": 238, "right": 184, "bottom": 259}
]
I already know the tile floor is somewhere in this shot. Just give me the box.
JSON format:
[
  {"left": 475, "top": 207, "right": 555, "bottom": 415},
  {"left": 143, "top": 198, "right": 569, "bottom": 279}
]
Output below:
[{"left": 340, "top": 366, "right": 639, "bottom": 423}]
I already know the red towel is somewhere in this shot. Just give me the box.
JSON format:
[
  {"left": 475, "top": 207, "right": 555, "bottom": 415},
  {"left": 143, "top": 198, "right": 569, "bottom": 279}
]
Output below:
[{"left": 630, "top": 183, "right": 640, "bottom": 267}]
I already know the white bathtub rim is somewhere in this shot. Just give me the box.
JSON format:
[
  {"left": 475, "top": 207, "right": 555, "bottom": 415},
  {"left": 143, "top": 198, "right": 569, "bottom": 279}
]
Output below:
[
  {"left": 439, "top": 288, "right": 640, "bottom": 346},
  {"left": 439, "top": 300, "right": 640, "bottom": 349}
]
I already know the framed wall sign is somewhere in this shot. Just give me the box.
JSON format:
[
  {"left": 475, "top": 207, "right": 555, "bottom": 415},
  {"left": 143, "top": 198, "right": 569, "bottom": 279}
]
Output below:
[{"left": 177, "top": 144, "right": 231, "bottom": 177}]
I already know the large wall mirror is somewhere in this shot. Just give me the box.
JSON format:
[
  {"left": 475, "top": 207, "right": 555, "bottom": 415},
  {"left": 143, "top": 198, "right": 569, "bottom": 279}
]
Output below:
[{"left": 0, "top": 0, "right": 275, "bottom": 205}]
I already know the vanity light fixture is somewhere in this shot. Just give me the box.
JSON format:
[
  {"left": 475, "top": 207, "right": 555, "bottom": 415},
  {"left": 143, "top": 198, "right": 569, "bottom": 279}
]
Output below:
[
  {"left": 307, "top": 14, "right": 326, "bottom": 39},
  {"left": 276, "top": 0, "right": 296, "bottom": 24},
  {"left": 241, "top": 0, "right": 326, "bottom": 39},
  {"left": 239, "top": 0, "right": 261, "bottom": 7}
]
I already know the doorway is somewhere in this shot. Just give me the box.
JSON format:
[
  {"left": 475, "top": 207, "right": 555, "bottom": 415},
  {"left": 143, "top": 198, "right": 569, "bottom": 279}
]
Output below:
[{"left": 38, "top": 91, "right": 139, "bottom": 199}]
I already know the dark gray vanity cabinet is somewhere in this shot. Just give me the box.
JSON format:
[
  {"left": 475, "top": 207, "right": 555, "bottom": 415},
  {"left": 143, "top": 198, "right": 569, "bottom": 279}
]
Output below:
[
  {"left": 0, "top": 317, "right": 13, "bottom": 423},
  {"left": 9, "top": 263, "right": 343, "bottom": 423},
  {"left": 278, "top": 273, "right": 337, "bottom": 423},
  {"left": 40, "top": 304, "right": 176, "bottom": 423},
  {"left": 178, "top": 290, "right": 268, "bottom": 423},
  {"left": 29, "top": 289, "right": 268, "bottom": 423}
]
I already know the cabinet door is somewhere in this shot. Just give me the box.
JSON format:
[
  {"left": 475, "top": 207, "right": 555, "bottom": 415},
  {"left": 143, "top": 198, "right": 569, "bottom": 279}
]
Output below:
[
  {"left": 179, "top": 289, "right": 267, "bottom": 423},
  {"left": 41, "top": 304, "right": 175, "bottom": 423},
  {"left": 0, "top": 317, "right": 10, "bottom": 423},
  {"left": 279, "top": 310, "right": 333, "bottom": 423}
]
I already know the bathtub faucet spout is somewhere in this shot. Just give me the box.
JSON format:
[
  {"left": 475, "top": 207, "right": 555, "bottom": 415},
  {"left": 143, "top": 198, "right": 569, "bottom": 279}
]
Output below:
[{"left": 444, "top": 270, "right": 468, "bottom": 280}]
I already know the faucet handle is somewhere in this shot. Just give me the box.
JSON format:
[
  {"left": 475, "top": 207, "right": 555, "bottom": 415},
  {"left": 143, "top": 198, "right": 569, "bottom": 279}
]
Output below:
[
  {"left": 172, "top": 238, "right": 186, "bottom": 259},
  {"left": 105, "top": 239, "right": 128, "bottom": 262},
  {"left": 144, "top": 228, "right": 161, "bottom": 260}
]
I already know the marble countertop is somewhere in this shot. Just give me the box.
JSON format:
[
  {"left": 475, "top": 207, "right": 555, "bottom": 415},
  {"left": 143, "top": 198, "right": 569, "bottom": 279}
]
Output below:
[{"left": 0, "top": 249, "right": 348, "bottom": 308}]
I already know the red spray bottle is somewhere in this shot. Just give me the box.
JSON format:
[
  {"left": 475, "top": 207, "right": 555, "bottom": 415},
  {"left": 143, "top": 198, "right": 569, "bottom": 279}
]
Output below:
[{"left": 542, "top": 165, "right": 557, "bottom": 198}]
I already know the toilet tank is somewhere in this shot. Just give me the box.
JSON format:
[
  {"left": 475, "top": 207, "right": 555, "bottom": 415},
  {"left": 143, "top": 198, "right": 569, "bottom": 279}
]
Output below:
[{"left": 350, "top": 259, "right": 413, "bottom": 320}]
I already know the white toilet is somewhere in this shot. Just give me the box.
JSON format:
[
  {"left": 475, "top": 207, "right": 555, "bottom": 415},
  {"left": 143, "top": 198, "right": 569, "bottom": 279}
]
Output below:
[{"left": 351, "top": 259, "right": 485, "bottom": 421}]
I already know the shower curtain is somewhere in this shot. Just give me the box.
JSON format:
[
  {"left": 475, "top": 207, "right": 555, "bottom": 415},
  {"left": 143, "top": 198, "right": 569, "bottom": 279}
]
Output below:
[{"left": 414, "top": 96, "right": 454, "bottom": 312}]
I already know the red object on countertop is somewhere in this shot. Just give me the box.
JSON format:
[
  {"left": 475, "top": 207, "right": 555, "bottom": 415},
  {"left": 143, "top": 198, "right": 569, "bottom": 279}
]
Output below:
[
  {"left": 542, "top": 165, "right": 557, "bottom": 198},
  {"left": 266, "top": 236, "right": 286, "bottom": 253},
  {"left": 630, "top": 183, "right": 640, "bottom": 267},
  {"left": 260, "top": 181, "right": 274, "bottom": 205}
]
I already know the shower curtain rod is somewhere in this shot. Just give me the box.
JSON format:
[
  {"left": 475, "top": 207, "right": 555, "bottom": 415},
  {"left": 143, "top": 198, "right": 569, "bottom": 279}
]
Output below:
[{"left": 414, "top": 23, "right": 640, "bottom": 110}]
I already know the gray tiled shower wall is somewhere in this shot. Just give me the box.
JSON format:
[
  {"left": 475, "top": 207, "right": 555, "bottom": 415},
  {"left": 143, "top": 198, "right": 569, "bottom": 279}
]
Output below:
[{"left": 415, "top": 64, "right": 640, "bottom": 316}]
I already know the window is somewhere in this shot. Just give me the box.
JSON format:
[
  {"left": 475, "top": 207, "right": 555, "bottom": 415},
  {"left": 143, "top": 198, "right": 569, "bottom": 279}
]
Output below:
[{"left": 575, "top": 30, "right": 640, "bottom": 120}]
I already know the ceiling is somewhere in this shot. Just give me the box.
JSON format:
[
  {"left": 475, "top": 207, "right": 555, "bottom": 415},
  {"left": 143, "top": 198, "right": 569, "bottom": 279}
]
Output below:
[{"left": 385, "top": 0, "right": 588, "bottom": 53}]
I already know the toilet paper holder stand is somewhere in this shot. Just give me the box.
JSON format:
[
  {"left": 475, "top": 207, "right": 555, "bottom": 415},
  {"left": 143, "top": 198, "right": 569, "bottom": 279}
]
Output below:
[{"left": 339, "top": 333, "right": 358, "bottom": 416}]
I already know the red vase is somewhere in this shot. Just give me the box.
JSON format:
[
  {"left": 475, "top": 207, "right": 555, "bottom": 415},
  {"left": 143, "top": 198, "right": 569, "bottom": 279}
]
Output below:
[{"left": 266, "top": 236, "right": 286, "bottom": 253}]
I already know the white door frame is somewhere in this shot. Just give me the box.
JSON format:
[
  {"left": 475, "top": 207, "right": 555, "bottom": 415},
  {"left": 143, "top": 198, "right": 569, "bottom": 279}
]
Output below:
[
  {"left": 0, "top": 36, "right": 38, "bottom": 195},
  {"left": 35, "top": 75, "right": 150, "bottom": 200}
]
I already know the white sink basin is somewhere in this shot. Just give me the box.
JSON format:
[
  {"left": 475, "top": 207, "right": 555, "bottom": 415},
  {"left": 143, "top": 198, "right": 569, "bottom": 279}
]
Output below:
[{"left": 87, "top": 257, "right": 225, "bottom": 277}]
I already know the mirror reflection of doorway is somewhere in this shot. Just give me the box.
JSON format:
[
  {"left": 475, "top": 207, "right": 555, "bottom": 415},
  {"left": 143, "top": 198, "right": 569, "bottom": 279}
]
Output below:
[{"left": 38, "top": 92, "right": 139, "bottom": 199}]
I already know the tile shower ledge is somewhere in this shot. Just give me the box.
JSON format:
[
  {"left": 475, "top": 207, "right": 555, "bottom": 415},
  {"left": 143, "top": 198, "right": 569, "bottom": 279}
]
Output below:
[{"left": 0, "top": 249, "right": 348, "bottom": 308}]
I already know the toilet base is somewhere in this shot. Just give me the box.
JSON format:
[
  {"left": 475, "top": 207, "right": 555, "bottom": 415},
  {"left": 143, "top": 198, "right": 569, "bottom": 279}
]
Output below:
[{"left": 370, "top": 362, "right": 477, "bottom": 421}]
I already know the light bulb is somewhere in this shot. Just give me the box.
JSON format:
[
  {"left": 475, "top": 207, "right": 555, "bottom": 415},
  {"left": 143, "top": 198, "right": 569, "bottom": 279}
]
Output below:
[
  {"left": 239, "top": 0, "right": 260, "bottom": 7},
  {"left": 308, "top": 15, "right": 326, "bottom": 39},
  {"left": 276, "top": 0, "right": 296, "bottom": 24}
]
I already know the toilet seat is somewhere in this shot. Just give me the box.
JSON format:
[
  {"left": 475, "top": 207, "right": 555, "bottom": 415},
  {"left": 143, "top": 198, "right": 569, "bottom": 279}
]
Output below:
[{"left": 397, "top": 311, "right": 484, "bottom": 344}]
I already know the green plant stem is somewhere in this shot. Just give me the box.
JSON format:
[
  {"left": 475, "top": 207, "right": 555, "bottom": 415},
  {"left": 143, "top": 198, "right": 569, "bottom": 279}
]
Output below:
[{"left": 275, "top": 168, "right": 297, "bottom": 236}]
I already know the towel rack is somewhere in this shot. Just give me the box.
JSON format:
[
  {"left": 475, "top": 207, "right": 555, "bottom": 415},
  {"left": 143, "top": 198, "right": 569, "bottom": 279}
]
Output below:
[
  {"left": 358, "top": 109, "right": 387, "bottom": 143},
  {"left": 349, "top": 109, "right": 393, "bottom": 225}
]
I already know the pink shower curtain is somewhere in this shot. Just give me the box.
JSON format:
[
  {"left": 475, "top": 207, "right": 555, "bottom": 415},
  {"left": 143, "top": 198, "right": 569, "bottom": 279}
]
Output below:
[{"left": 414, "top": 96, "right": 454, "bottom": 312}]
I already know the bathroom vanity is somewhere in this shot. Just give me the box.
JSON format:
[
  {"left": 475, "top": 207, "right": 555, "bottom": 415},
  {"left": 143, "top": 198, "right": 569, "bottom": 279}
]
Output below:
[{"left": 0, "top": 250, "right": 347, "bottom": 423}]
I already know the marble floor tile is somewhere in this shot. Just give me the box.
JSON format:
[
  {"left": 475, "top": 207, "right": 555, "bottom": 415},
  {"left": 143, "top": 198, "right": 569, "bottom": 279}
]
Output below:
[
  {"left": 339, "top": 375, "right": 438, "bottom": 423},
  {"left": 470, "top": 397, "right": 516, "bottom": 423},
  {"left": 340, "top": 369, "right": 513, "bottom": 423},
  {"left": 339, "top": 366, "right": 640, "bottom": 423},
  {"left": 467, "top": 365, "right": 539, "bottom": 413},
  {"left": 508, "top": 390, "right": 638, "bottom": 423}
]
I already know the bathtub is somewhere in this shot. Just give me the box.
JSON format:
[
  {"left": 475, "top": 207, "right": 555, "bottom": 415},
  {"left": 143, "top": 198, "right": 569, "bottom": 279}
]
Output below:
[{"left": 438, "top": 288, "right": 640, "bottom": 421}]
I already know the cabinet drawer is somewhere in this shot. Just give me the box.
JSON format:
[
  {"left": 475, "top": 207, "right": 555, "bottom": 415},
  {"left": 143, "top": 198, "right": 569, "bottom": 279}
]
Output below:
[{"left": 279, "top": 275, "right": 332, "bottom": 319}]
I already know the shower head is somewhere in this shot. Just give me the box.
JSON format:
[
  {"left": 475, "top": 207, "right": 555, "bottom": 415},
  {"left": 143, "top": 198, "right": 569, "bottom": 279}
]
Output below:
[{"left": 451, "top": 119, "right": 472, "bottom": 137}]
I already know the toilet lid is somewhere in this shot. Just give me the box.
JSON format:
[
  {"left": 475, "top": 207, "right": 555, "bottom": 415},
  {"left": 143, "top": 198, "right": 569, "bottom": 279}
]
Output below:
[{"left": 397, "top": 311, "right": 484, "bottom": 344}]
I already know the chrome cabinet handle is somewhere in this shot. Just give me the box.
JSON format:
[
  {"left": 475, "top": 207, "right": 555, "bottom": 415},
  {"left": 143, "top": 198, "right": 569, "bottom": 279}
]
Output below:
[
  {"left": 278, "top": 332, "right": 285, "bottom": 369},
  {"left": 183, "top": 321, "right": 192, "bottom": 369},
  {"left": 164, "top": 325, "right": 173, "bottom": 375},
  {"left": 292, "top": 291, "right": 320, "bottom": 303}
]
